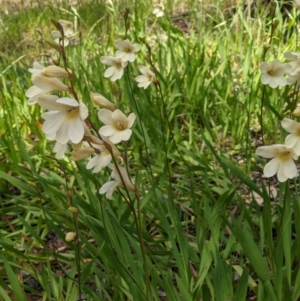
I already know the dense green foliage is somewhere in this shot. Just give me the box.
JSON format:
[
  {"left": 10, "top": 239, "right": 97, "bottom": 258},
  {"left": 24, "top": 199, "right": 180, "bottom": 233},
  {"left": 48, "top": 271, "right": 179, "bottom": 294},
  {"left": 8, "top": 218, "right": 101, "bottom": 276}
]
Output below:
[{"left": 1, "top": 0, "right": 300, "bottom": 300}]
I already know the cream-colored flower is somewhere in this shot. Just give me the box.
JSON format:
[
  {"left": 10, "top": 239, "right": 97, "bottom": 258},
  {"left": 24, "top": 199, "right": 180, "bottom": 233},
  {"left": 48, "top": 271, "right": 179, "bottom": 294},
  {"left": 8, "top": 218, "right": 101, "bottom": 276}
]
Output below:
[
  {"left": 152, "top": 3, "right": 164, "bottom": 17},
  {"left": 287, "top": 70, "right": 300, "bottom": 88},
  {"left": 28, "top": 61, "right": 44, "bottom": 74},
  {"left": 42, "top": 97, "right": 89, "bottom": 144},
  {"left": 135, "top": 66, "right": 157, "bottom": 89},
  {"left": 98, "top": 109, "right": 136, "bottom": 144},
  {"left": 114, "top": 39, "right": 140, "bottom": 62},
  {"left": 51, "top": 19, "right": 74, "bottom": 47},
  {"left": 260, "top": 59, "right": 291, "bottom": 88},
  {"left": 26, "top": 63, "right": 69, "bottom": 104},
  {"left": 99, "top": 164, "right": 135, "bottom": 199},
  {"left": 255, "top": 144, "right": 298, "bottom": 182},
  {"left": 100, "top": 56, "right": 128, "bottom": 81},
  {"left": 281, "top": 118, "right": 300, "bottom": 155},
  {"left": 86, "top": 137, "right": 121, "bottom": 173},
  {"left": 91, "top": 93, "right": 116, "bottom": 110},
  {"left": 51, "top": 30, "right": 70, "bottom": 47},
  {"left": 284, "top": 51, "right": 300, "bottom": 74},
  {"left": 58, "top": 19, "right": 74, "bottom": 37}
]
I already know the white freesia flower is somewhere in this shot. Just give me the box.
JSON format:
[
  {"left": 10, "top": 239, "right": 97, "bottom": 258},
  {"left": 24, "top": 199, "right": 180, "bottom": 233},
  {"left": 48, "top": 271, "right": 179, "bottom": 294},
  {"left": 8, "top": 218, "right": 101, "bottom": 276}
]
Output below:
[
  {"left": 284, "top": 51, "right": 300, "bottom": 74},
  {"left": 135, "top": 66, "right": 157, "bottom": 89},
  {"left": 28, "top": 62, "right": 45, "bottom": 74},
  {"left": 26, "top": 63, "right": 69, "bottom": 104},
  {"left": 256, "top": 144, "right": 298, "bottom": 182},
  {"left": 100, "top": 56, "right": 128, "bottom": 81},
  {"left": 51, "top": 30, "right": 70, "bottom": 47},
  {"left": 99, "top": 164, "right": 135, "bottom": 199},
  {"left": 260, "top": 59, "right": 291, "bottom": 88},
  {"left": 114, "top": 39, "right": 140, "bottom": 62},
  {"left": 41, "top": 97, "right": 89, "bottom": 144},
  {"left": 287, "top": 70, "right": 300, "bottom": 88},
  {"left": 98, "top": 109, "right": 136, "bottom": 144},
  {"left": 58, "top": 19, "right": 74, "bottom": 37},
  {"left": 281, "top": 118, "right": 300, "bottom": 155},
  {"left": 86, "top": 137, "right": 121, "bottom": 173},
  {"left": 51, "top": 19, "right": 74, "bottom": 47},
  {"left": 152, "top": 3, "right": 164, "bottom": 17}
]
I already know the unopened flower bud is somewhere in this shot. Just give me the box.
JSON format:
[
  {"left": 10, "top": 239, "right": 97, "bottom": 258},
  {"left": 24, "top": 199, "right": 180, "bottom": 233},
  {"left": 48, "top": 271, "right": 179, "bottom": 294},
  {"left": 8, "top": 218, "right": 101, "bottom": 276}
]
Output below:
[
  {"left": 45, "top": 39, "right": 64, "bottom": 54},
  {"left": 65, "top": 232, "right": 76, "bottom": 242},
  {"left": 85, "top": 135, "right": 104, "bottom": 145},
  {"left": 91, "top": 93, "right": 116, "bottom": 110},
  {"left": 71, "top": 147, "right": 95, "bottom": 160},
  {"left": 42, "top": 65, "right": 69, "bottom": 78},
  {"left": 111, "top": 82, "right": 120, "bottom": 99},
  {"left": 51, "top": 57, "right": 59, "bottom": 66},
  {"left": 68, "top": 206, "right": 79, "bottom": 214},
  {"left": 32, "top": 73, "right": 69, "bottom": 92}
]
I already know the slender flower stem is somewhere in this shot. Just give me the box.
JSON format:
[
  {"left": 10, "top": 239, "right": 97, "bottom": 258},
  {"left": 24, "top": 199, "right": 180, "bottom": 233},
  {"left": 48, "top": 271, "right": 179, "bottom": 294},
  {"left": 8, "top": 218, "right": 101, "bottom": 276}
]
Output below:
[{"left": 125, "top": 68, "right": 157, "bottom": 188}]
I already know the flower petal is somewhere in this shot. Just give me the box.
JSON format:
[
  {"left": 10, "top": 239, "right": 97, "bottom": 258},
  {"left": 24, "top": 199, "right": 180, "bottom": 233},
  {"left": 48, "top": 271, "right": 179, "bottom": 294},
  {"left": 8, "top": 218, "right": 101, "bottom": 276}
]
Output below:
[
  {"left": 281, "top": 118, "right": 299, "bottom": 134},
  {"left": 256, "top": 145, "right": 278, "bottom": 158},
  {"left": 98, "top": 109, "right": 114, "bottom": 125},
  {"left": 283, "top": 159, "right": 298, "bottom": 179},
  {"left": 99, "top": 125, "right": 117, "bottom": 137},
  {"left": 277, "top": 163, "right": 288, "bottom": 182},
  {"left": 263, "top": 158, "right": 280, "bottom": 177}
]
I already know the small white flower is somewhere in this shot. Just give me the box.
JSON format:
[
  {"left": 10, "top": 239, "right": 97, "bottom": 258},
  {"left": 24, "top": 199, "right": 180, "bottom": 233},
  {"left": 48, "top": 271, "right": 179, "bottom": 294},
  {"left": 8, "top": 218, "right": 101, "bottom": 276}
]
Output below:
[
  {"left": 256, "top": 144, "right": 298, "bottom": 182},
  {"left": 51, "top": 19, "right": 74, "bottom": 47},
  {"left": 42, "top": 97, "right": 89, "bottom": 144},
  {"left": 51, "top": 31, "right": 70, "bottom": 47},
  {"left": 260, "top": 59, "right": 291, "bottom": 88},
  {"left": 281, "top": 118, "right": 300, "bottom": 155},
  {"left": 101, "top": 56, "right": 128, "bottom": 81},
  {"left": 284, "top": 51, "right": 300, "bottom": 74},
  {"left": 114, "top": 39, "right": 140, "bottom": 62},
  {"left": 99, "top": 164, "right": 135, "bottom": 199},
  {"left": 287, "top": 70, "right": 300, "bottom": 88},
  {"left": 98, "top": 109, "right": 136, "bottom": 144},
  {"left": 86, "top": 137, "right": 120, "bottom": 173},
  {"left": 135, "top": 66, "right": 157, "bottom": 89},
  {"left": 58, "top": 19, "right": 74, "bottom": 37},
  {"left": 28, "top": 62, "right": 45, "bottom": 74},
  {"left": 152, "top": 3, "right": 164, "bottom": 17}
]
